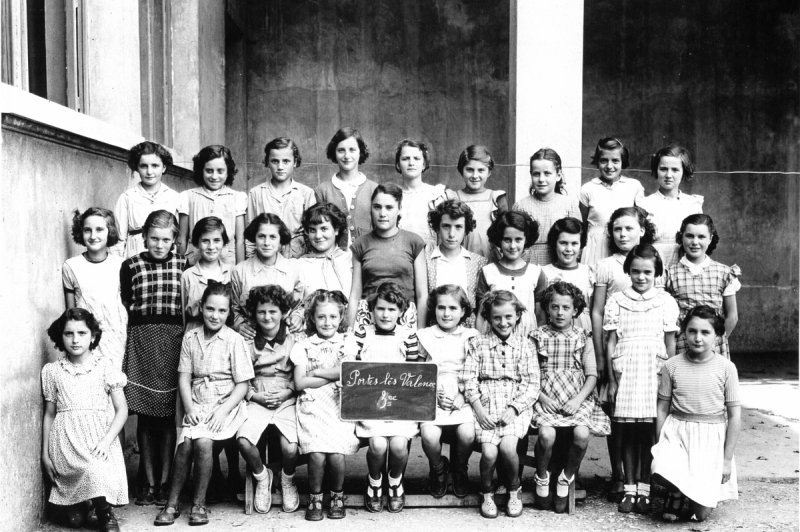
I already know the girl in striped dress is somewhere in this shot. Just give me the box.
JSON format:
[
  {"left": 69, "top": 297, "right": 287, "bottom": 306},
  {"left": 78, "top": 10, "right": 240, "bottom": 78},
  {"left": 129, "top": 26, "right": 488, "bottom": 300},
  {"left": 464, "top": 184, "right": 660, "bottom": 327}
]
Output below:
[{"left": 604, "top": 244, "right": 679, "bottom": 515}]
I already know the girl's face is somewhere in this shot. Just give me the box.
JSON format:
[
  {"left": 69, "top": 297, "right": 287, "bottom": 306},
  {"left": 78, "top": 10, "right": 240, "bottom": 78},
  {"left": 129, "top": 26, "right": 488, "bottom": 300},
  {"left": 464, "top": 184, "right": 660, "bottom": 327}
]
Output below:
[
  {"left": 313, "top": 302, "right": 342, "bottom": 339},
  {"left": 335, "top": 137, "right": 360, "bottom": 173},
  {"left": 255, "top": 223, "right": 281, "bottom": 261},
  {"left": 530, "top": 159, "right": 561, "bottom": 198},
  {"left": 437, "top": 214, "right": 466, "bottom": 251},
  {"left": 62, "top": 319, "right": 94, "bottom": 357},
  {"left": 137, "top": 153, "right": 166, "bottom": 192},
  {"left": 684, "top": 316, "right": 718, "bottom": 357},
  {"left": 306, "top": 219, "right": 338, "bottom": 254},
  {"left": 555, "top": 232, "right": 581, "bottom": 267},
  {"left": 371, "top": 193, "right": 400, "bottom": 232},
  {"left": 461, "top": 160, "right": 490, "bottom": 192},
  {"left": 547, "top": 293, "right": 576, "bottom": 331},
  {"left": 435, "top": 293, "right": 465, "bottom": 333},
  {"left": 682, "top": 223, "right": 711, "bottom": 262},
  {"left": 267, "top": 147, "right": 296, "bottom": 183},
  {"left": 197, "top": 229, "right": 225, "bottom": 263},
  {"left": 489, "top": 301, "right": 518, "bottom": 340},
  {"left": 597, "top": 149, "right": 623, "bottom": 182},
  {"left": 145, "top": 227, "right": 175, "bottom": 259},
  {"left": 255, "top": 301, "right": 283, "bottom": 337},
  {"left": 203, "top": 157, "right": 228, "bottom": 191},
  {"left": 656, "top": 156, "right": 684, "bottom": 194},
  {"left": 202, "top": 294, "right": 230, "bottom": 333},
  {"left": 83, "top": 215, "right": 109, "bottom": 253},
  {"left": 612, "top": 215, "right": 644, "bottom": 253},
  {"left": 372, "top": 298, "right": 400, "bottom": 332},
  {"left": 500, "top": 226, "right": 526, "bottom": 262},
  {"left": 629, "top": 257, "right": 656, "bottom": 294},
  {"left": 398, "top": 146, "right": 424, "bottom": 180}
]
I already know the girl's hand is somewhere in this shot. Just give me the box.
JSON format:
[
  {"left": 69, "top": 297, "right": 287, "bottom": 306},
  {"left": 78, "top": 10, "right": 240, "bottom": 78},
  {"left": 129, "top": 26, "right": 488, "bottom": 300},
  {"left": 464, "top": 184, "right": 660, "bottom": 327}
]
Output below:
[
  {"left": 452, "top": 393, "right": 466, "bottom": 410},
  {"left": 307, "top": 368, "right": 316, "bottom": 378},
  {"left": 286, "top": 313, "right": 304, "bottom": 333},
  {"left": 561, "top": 397, "right": 582, "bottom": 416},
  {"left": 721, "top": 459, "right": 732, "bottom": 484},
  {"left": 205, "top": 408, "right": 229, "bottom": 433},
  {"left": 607, "top": 381, "right": 618, "bottom": 403},
  {"left": 538, "top": 394, "right": 560, "bottom": 415},
  {"left": 184, "top": 408, "right": 202, "bottom": 426},
  {"left": 42, "top": 456, "right": 58, "bottom": 483},
  {"left": 238, "top": 323, "right": 256, "bottom": 340},
  {"left": 497, "top": 406, "right": 517, "bottom": 427},
  {"left": 91, "top": 438, "right": 111, "bottom": 461},
  {"left": 474, "top": 405, "right": 496, "bottom": 430},
  {"left": 264, "top": 390, "right": 284, "bottom": 409},
  {"left": 437, "top": 393, "right": 454, "bottom": 411}
]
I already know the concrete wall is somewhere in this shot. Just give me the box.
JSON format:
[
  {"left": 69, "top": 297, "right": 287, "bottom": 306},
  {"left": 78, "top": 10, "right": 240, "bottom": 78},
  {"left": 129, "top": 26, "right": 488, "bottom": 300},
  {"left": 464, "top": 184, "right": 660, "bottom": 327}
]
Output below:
[{"left": 242, "top": 0, "right": 512, "bottom": 197}]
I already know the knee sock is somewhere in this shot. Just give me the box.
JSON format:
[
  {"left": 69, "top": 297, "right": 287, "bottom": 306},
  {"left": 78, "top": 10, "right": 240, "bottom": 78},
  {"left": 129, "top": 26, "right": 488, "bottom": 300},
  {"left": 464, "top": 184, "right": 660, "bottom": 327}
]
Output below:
[
  {"left": 535, "top": 471, "right": 550, "bottom": 497},
  {"left": 388, "top": 473, "right": 404, "bottom": 496},
  {"left": 557, "top": 471, "right": 574, "bottom": 498}
]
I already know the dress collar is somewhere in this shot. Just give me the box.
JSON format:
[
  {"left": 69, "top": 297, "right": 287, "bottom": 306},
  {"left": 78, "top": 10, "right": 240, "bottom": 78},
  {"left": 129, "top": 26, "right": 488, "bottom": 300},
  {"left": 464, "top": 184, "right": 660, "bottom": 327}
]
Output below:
[
  {"left": 58, "top": 353, "right": 101, "bottom": 375},
  {"left": 622, "top": 287, "right": 660, "bottom": 301},
  {"left": 309, "top": 332, "right": 342, "bottom": 345},
  {"left": 332, "top": 173, "right": 366, "bottom": 189},
  {"left": 431, "top": 325, "right": 464, "bottom": 338}
]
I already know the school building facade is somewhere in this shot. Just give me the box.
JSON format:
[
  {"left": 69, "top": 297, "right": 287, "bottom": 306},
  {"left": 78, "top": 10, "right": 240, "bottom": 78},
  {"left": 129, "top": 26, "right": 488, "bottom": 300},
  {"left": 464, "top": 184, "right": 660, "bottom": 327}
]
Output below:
[{"left": 2, "top": 0, "right": 797, "bottom": 528}]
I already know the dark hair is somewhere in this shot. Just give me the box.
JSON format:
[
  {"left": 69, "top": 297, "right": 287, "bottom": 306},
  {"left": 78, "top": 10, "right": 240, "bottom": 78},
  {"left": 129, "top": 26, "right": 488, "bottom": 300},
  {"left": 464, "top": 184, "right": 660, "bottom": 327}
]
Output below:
[
  {"left": 651, "top": 144, "right": 694, "bottom": 181},
  {"left": 457, "top": 145, "right": 495, "bottom": 174},
  {"left": 190, "top": 216, "right": 230, "bottom": 248},
  {"left": 546, "top": 217, "right": 585, "bottom": 259},
  {"left": 367, "top": 281, "right": 409, "bottom": 317},
  {"left": 676, "top": 214, "right": 720, "bottom": 256},
  {"left": 304, "top": 289, "right": 349, "bottom": 336},
  {"left": 590, "top": 137, "right": 630, "bottom": 169},
  {"left": 681, "top": 305, "right": 725, "bottom": 337},
  {"left": 263, "top": 136, "right": 302, "bottom": 168},
  {"left": 127, "top": 141, "right": 173, "bottom": 171},
  {"left": 542, "top": 281, "right": 586, "bottom": 317},
  {"left": 395, "top": 139, "right": 430, "bottom": 174},
  {"left": 487, "top": 210, "right": 538, "bottom": 249},
  {"left": 427, "top": 284, "right": 472, "bottom": 327},
  {"left": 246, "top": 284, "right": 293, "bottom": 318},
  {"left": 479, "top": 289, "right": 526, "bottom": 323},
  {"left": 302, "top": 203, "right": 348, "bottom": 248},
  {"left": 606, "top": 206, "right": 655, "bottom": 254},
  {"left": 200, "top": 280, "right": 233, "bottom": 307},
  {"left": 71, "top": 207, "right": 120, "bottom": 248},
  {"left": 244, "top": 213, "right": 292, "bottom": 245},
  {"left": 192, "top": 145, "right": 237, "bottom": 187},
  {"left": 428, "top": 199, "right": 476, "bottom": 235},
  {"left": 143, "top": 209, "right": 179, "bottom": 239},
  {"left": 326, "top": 127, "right": 369, "bottom": 164},
  {"left": 623, "top": 244, "right": 664, "bottom": 277},
  {"left": 47, "top": 308, "right": 102, "bottom": 352},
  {"left": 529, "top": 147, "right": 566, "bottom": 195},
  {"left": 371, "top": 183, "right": 404, "bottom": 226}
]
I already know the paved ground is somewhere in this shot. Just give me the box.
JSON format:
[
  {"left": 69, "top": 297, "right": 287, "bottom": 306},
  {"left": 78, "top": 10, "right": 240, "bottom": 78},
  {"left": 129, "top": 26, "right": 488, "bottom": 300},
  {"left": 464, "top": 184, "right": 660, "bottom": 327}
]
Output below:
[{"left": 40, "top": 352, "right": 799, "bottom": 531}]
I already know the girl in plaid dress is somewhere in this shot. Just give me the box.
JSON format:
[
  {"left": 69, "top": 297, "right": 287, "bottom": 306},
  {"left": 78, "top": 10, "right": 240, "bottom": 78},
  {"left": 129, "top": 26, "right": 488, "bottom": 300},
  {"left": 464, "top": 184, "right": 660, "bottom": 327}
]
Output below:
[
  {"left": 604, "top": 244, "right": 679, "bottom": 515},
  {"left": 463, "top": 290, "right": 540, "bottom": 519},
  {"left": 666, "top": 214, "right": 740, "bottom": 360},
  {"left": 291, "top": 290, "right": 360, "bottom": 521},
  {"left": 531, "top": 282, "right": 610, "bottom": 513}
]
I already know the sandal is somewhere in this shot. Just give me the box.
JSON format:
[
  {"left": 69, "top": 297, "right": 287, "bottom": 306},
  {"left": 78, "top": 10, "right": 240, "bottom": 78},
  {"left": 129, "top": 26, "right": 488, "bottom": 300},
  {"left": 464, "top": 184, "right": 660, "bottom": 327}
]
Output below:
[{"left": 662, "top": 493, "right": 685, "bottom": 522}]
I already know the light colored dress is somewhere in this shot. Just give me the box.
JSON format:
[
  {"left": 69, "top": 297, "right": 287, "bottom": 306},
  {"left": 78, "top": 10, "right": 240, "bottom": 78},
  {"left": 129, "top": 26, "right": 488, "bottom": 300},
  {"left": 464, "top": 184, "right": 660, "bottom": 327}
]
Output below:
[
  {"left": 112, "top": 182, "right": 180, "bottom": 258},
  {"left": 417, "top": 325, "right": 479, "bottom": 426},
  {"left": 181, "top": 261, "right": 233, "bottom": 331},
  {"left": 246, "top": 180, "right": 316, "bottom": 258},
  {"left": 541, "top": 263, "right": 595, "bottom": 331},
  {"left": 449, "top": 189, "right": 507, "bottom": 261},
  {"left": 513, "top": 193, "right": 580, "bottom": 265},
  {"left": 62, "top": 254, "right": 128, "bottom": 368},
  {"left": 41, "top": 355, "right": 128, "bottom": 506},
  {"left": 578, "top": 177, "right": 644, "bottom": 267},
  {"left": 178, "top": 185, "right": 247, "bottom": 264},
  {"left": 603, "top": 288, "right": 680, "bottom": 420},
  {"left": 231, "top": 254, "right": 304, "bottom": 332},
  {"left": 637, "top": 190, "right": 703, "bottom": 268},
  {"left": 400, "top": 183, "right": 446, "bottom": 247},
  {"left": 289, "top": 333, "right": 361, "bottom": 454}
]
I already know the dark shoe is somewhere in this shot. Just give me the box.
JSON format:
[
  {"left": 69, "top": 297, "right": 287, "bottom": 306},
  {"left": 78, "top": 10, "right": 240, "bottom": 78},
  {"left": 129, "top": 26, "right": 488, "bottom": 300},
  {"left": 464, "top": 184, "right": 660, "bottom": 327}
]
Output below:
[
  {"left": 136, "top": 484, "right": 156, "bottom": 506},
  {"left": 188, "top": 505, "right": 209, "bottom": 526},
  {"left": 534, "top": 490, "right": 552, "bottom": 511},
  {"left": 429, "top": 456, "right": 449, "bottom": 498},
  {"left": 365, "top": 476, "right": 383, "bottom": 513},
  {"left": 607, "top": 478, "right": 624, "bottom": 503},
  {"left": 96, "top": 505, "right": 120, "bottom": 532},
  {"left": 306, "top": 493, "right": 324, "bottom": 521},
  {"left": 662, "top": 493, "right": 685, "bottom": 522},
  {"left": 328, "top": 491, "right": 346, "bottom": 519},
  {"left": 387, "top": 482, "right": 405, "bottom": 513},
  {"left": 154, "top": 506, "right": 180, "bottom": 526},
  {"left": 618, "top": 493, "right": 636, "bottom": 513},
  {"left": 62, "top": 502, "right": 87, "bottom": 528},
  {"left": 554, "top": 475, "right": 573, "bottom": 514},
  {"left": 634, "top": 493, "right": 651, "bottom": 514},
  {"left": 155, "top": 483, "right": 170, "bottom": 507},
  {"left": 452, "top": 462, "right": 469, "bottom": 498}
]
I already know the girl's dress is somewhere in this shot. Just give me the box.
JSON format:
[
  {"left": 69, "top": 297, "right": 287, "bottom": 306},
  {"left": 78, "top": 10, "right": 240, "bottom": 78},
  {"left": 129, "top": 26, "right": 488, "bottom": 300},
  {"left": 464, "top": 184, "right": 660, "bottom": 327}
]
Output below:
[
  {"left": 462, "top": 332, "right": 540, "bottom": 445},
  {"left": 62, "top": 254, "right": 128, "bottom": 368},
  {"left": 417, "top": 325, "right": 479, "bottom": 426},
  {"left": 475, "top": 262, "right": 547, "bottom": 336},
  {"left": 113, "top": 182, "right": 180, "bottom": 258},
  {"left": 400, "top": 183, "right": 447, "bottom": 247},
  {"left": 449, "top": 189, "right": 507, "bottom": 261},
  {"left": 296, "top": 247, "right": 353, "bottom": 299},
  {"left": 178, "top": 185, "right": 247, "bottom": 264},
  {"left": 246, "top": 179, "right": 317, "bottom": 259},
  {"left": 513, "top": 193, "right": 580, "bottom": 265},
  {"left": 231, "top": 254, "right": 304, "bottom": 332},
  {"left": 181, "top": 261, "right": 233, "bottom": 331},
  {"left": 541, "top": 263, "right": 595, "bottom": 331},
  {"left": 354, "top": 324, "right": 420, "bottom": 438},
  {"left": 636, "top": 191, "right": 703, "bottom": 268},
  {"left": 530, "top": 325, "right": 610, "bottom": 435},
  {"left": 603, "top": 288, "right": 680, "bottom": 421},
  {"left": 177, "top": 325, "right": 254, "bottom": 441},
  {"left": 120, "top": 251, "right": 186, "bottom": 417},
  {"left": 41, "top": 355, "right": 128, "bottom": 506},
  {"left": 651, "top": 353, "right": 740, "bottom": 508},
  {"left": 666, "top": 256, "right": 741, "bottom": 359},
  {"left": 289, "top": 333, "right": 361, "bottom": 454},
  {"left": 425, "top": 244, "right": 487, "bottom": 328},
  {"left": 578, "top": 177, "right": 644, "bottom": 267}
]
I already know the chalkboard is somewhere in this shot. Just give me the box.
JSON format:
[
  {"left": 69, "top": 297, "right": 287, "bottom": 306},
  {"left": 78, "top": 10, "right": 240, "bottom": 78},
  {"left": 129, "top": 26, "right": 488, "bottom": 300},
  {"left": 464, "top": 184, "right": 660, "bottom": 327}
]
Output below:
[{"left": 340, "top": 361, "right": 438, "bottom": 422}]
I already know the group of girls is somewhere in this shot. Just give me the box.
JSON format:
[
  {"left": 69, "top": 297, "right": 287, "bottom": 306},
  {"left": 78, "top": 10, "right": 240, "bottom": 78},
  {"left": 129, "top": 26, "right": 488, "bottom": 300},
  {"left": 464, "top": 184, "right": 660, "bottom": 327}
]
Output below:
[{"left": 41, "top": 128, "right": 741, "bottom": 530}]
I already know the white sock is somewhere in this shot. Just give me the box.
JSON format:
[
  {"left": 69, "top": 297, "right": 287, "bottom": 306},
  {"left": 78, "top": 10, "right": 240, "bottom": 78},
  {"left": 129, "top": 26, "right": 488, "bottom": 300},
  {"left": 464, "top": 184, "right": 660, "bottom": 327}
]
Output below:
[
  {"left": 535, "top": 472, "right": 550, "bottom": 497},
  {"left": 281, "top": 471, "right": 294, "bottom": 484},
  {"left": 624, "top": 484, "right": 637, "bottom": 495},
  {"left": 637, "top": 482, "right": 650, "bottom": 496},
  {"left": 388, "top": 473, "right": 404, "bottom": 496},
  {"left": 369, "top": 473, "right": 382, "bottom": 487},
  {"left": 253, "top": 466, "right": 269, "bottom": 481},
  {"left": 556, "top": 471, "right": 573, "bottom": 497}
]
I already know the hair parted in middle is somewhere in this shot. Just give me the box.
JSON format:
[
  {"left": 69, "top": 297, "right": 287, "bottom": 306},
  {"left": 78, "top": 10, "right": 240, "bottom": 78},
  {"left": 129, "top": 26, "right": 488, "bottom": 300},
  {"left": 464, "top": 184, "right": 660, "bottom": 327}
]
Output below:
[
  {"left": 394, "top": 139, "right": 431, "bottom": 173},
  {"left": 244, "top": 213, "right": 292, "bottom": 245},
  {"left": 426, "top": 284, "right": 472, "bottom": 327},
  {"left": 681, "top": 304, "right": 725, "bottom": 337},
  {"left": 487, "top": 210, "right": 538, "bottom": 249},
  {"left": 529, "top": 147, "right": 566, "bottom": 195},
  {"left": 47, "top": 308, "right": 103, "bottom": 352},
  {"left": 650, "top": 144, "right": 694, "bottom": 181},
  {"left": 71, "top": 207, "right": 120, "bottom": 248},
  {"left": 326, "top": 126, "right": 370, "bottom": 164},
  {"left": 192, "top": 144, "right": 238, "bottom": 187},
  {"left": 303, "top": 289, "right": 349, "bottom": 336}
]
